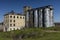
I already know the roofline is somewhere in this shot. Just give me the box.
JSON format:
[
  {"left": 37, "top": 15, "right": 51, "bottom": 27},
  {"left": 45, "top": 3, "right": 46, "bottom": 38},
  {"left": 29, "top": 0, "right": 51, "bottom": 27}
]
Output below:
[
  {"left": 4, "top": 13, "right": 25, "bottom": 16},
  {"left": 4, "top": 12, "right": 25, "bottom": 16},
  {"left": 27, "top": 5, "right": 53, "bottom": 11}
]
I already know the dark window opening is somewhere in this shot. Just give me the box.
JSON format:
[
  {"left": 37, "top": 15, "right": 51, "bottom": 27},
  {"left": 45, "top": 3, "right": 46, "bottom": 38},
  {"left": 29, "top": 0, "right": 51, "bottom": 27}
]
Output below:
[
  {"left": 13, "top": 24, "right": 15, "bottom": 26},
  {"left": 14, "top": 16, "right": 15, "bottom": 18},
  {"left": 17, "top": 16, "right": 19, "bottom": 18},
  {"left": 23, "top": 17, "right": 24, "bottom": 19},
  {"left": 20, "top": 17, "right": 22, "bottom": 19},
  {"left": 10, "top": 24, "right": 12, "bottom": 26},
  {"left": 14, "top": 20, "right": 15, "bottom": 22}
]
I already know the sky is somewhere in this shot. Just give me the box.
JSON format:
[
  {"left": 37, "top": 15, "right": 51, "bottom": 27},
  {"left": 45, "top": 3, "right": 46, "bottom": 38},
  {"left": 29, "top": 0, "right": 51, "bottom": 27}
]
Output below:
[{"left": 0, "top": 0, "right": 60, "bottom": 22}]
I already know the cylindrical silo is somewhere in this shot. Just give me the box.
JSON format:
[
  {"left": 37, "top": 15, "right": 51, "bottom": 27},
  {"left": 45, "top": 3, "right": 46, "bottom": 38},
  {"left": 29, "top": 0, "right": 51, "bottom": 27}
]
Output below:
[
  {"left": 34, "top": 10, "right": 38, "bottom": 27},
  {"left": 26, "top": 11, "right": 29, "bottom": 28},
  {"left": 38, "top": 9, "right": 43, "bottom": 27},
  {"left": 44, "top": 8, "right": 50, "bottom": 27},
  {"left": 23, "top": 6, "right": 32, "bottom": 28},
  {"left": 50, "top": 9, "right": 54, "bottom": 27}
]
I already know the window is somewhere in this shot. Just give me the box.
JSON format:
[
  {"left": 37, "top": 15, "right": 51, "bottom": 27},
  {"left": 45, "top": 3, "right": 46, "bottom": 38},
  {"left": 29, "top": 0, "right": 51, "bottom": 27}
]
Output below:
[
  {"left": 10, "top": 24, "right": 12, "bottom": 26},
  {"left": 10, "top": 16, "right": 12, "bottom": 18},
  {"left": 10, "top": 20, "right": 12, "bottom": 22},
  {"left": 23, "top": 17, "right": 24, "bottom": 19},
  {"left": 13, "top": 16, "right": 15, "bottom": 18},
  {"left": 20, "top": 17, "right": 22, "bottom": 19},
  {"left": 13, "top": 20, "right": 15, "bottom": 22},
  {"left": 17, "top": 16, "right": 18, "bottom": 18},
  {"left": 13, "top": 24, "right": 15, "bottom": 26}
]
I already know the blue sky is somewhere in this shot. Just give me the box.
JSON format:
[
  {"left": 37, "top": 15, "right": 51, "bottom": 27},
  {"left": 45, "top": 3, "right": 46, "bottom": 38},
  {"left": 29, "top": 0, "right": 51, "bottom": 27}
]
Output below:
[{"left": 0, "top": 0, "right": 60, "bottom": 22}]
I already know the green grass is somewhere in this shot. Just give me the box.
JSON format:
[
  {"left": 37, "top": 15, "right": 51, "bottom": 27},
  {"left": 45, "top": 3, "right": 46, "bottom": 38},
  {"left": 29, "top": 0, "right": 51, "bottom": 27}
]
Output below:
[
  {"left": 24, "top": 32, "right": 60, "bottom": 40},
  {"left": 0, "top": 27, "right": 60, "bottom": 40}
]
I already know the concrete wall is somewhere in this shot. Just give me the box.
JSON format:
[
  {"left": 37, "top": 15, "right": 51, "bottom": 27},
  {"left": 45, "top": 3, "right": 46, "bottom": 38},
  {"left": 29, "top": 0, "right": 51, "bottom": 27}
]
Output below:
[{"left": 4, "top": 14, "right": 25, "bottom": 31}]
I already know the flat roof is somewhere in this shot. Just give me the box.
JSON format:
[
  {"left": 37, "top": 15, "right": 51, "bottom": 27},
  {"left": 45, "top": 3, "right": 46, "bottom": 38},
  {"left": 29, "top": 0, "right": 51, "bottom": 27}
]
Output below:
[
  {"left": 4, "top": 11, "right": 25, "bottom": 16},
  {"left": 27, "top": 5, "right": 53, "bottom": 11}
]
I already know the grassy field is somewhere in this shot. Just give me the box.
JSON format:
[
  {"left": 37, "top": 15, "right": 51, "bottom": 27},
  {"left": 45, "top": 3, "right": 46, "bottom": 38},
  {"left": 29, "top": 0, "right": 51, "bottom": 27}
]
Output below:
[{"left": 0, "top": 27, "right": 60, "bottom": 40}]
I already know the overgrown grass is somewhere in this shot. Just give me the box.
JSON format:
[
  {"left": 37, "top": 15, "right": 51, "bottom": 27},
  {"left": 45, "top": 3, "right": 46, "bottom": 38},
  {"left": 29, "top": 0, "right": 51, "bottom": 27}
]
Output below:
[{"left": 0, "top": 27, "right": 60, "bottom": 40}]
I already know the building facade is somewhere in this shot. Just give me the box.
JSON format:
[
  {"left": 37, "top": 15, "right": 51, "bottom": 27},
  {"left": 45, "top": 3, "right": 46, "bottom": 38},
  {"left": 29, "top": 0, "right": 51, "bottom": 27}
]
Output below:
[
  {"left": 25, "top": 5, "right": 54, "bottom": 27},
  {"left": 3, "top": 11, "right": 25, "bottom": 31}
]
